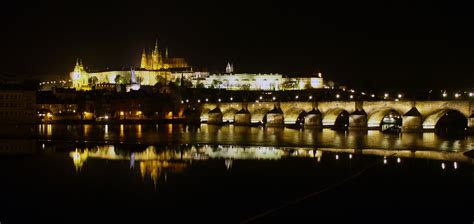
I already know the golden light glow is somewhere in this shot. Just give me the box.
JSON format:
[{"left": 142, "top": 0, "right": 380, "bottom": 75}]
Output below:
[
  {"left": 137, "top": 124, "right": 142, "bottom": 138},
  {"left": 139, "top": 160, "right": 187, "bottom": 187},
  {"left": 70, "top": 149, "right": 89, "bottom": 172}
]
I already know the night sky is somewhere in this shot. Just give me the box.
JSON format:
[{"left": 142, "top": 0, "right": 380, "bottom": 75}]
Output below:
[{"left": 2, "top": 1, "right": 474, "bottom": 91}]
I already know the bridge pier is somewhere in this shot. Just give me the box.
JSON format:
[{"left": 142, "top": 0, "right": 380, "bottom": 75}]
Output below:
[
  {"left": 348, "top": 109, "right": 368, "bottom": 130},
  {"left": 401, "top": 107, "right": 422, "bottom": 132},
  {"left": 234, "top": 108, "right": 251, "bottom": 126},
  {"left": 207, "top": 107, "right": 223, "bottom": 125},
  {"left": 304, "top": 108, "right": 322, "bottom": 128},
  {"left": 468, "top": 113, "right": 474, "bottom": 134},
  {"left": 266, "top": 106, "right": 284, "bottom": 126}
]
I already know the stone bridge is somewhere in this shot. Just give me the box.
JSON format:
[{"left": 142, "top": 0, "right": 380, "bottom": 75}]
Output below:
[{"left": 193, "top": 100, "right": 474, "bottom": 132}]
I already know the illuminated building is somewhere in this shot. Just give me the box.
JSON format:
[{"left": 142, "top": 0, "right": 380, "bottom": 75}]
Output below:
[
  {"left": 140, "top": 40, "right": 189, "bottom": 70},
  {"left": 71, "top": 41, "right": 197, "bottom": 91},
  {"left": 69, "top": 40, "right": 324, "bottom": 91},
  {"left": 200, "top": 70, "right": 324, "bottom": 90}
]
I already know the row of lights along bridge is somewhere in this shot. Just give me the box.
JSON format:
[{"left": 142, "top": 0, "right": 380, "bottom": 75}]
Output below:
[{"left": 180, "top": 90, "right": 474, "bottom": 104}]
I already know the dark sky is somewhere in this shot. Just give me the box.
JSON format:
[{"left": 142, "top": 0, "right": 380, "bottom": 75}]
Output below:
[{"left": 1, "top": 1, "right": 474, "bottom": 91}]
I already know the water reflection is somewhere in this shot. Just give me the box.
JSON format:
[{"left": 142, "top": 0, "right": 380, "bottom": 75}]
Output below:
[
  {"left": 35, "top": 124, "right": 473, "bottom": 151},
  {"left": 69, "top": 144, "right": 474, "bottom": 163},
  {"left": 139, "top": 160, "right": 187, "bottom": 187},
  {"left": 69, "top": 143, "right": 474, "bottom": 186}
]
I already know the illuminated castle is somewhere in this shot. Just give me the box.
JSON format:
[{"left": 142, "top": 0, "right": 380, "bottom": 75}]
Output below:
[
  {"left": 69, "top": 40, "right": 324, "bottom": 91},
  {"left": 70, "top": 40, "right": 195, "bottom": 91}
]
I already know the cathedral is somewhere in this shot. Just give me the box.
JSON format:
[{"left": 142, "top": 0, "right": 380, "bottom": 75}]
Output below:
[{"left": 140, "top": 40, "right": 189, "bottom": 70}]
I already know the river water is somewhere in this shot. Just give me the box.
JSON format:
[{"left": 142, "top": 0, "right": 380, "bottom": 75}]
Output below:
[{"left": 0, "top": 124, "right": 473, "bottom": 223}]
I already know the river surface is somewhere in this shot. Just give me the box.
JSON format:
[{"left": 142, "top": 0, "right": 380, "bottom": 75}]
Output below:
[{"left": 0, "top": 124, "right": 473, "bottom": 223}]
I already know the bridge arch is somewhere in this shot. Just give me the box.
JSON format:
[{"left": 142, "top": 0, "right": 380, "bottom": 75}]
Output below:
[
  {"left": 367, "top": 109, "right": 402, "bottom": 130},
  {"left": 284, "top": 107, "right": 306, "bottom": 125},
  {"left": 250, "top": 108, "right": 269, "bottom": 124},
  {"left": 322, "top": 108, "right": 349, "bottom": 128},
  {"left": 200, "top": 108, "right": 211, "bottom": 122},
  {"left": 423, "top": 109, "right": 467, "bottom": 134}
]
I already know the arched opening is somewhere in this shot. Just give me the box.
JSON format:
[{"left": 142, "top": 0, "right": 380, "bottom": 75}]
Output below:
[
  {"left": 251, "top": 108, "right": 269, "bottom": 125},
  {"left": 200, "top": 108, "right": 211, "bottom": 122},
  {"left": 380, "top": 110, "right": 402, "bottom": 133},
  {"left": 435, "top": 110, "right": 467, "bottom": 137},
  {"left": 284, "top": 108, "right": 305, "bottom": 125},
  {"left": 333, "top": 110, "right": 349, "bottom": 131},
  {"left": 296, "top": 111, "right": 306, "bottom": 127}
]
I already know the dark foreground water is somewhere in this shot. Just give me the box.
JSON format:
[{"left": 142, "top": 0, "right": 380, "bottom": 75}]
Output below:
[{"left": 0, "top": 124, "right": 473, "bottom": 223}]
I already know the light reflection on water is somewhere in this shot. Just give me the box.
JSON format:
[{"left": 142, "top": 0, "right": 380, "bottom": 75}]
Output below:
[
  {"left": 35, "top": 124, "right": 474, "bottom": 151},
  {"left": 68, "top": 144, "right": 474, "bottom": 187},
  {"left": 0, "top": 136, "right": 473, "bottom": 223}
]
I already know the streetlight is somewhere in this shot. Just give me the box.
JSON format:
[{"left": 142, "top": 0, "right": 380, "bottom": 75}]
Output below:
[
  {"left": 384, "top": 93, "right": 389, "bottom": 98},
  {"left": 442, "top": 92, "right": 447, "bottom": 98},
  {"left": 397, "top": 94, "right": 402, "bottom": 99},
  {"left": 295, "top": 95, "right": 299, "bottom": 99},
  {"left": 309, "top": 96, "right": 313, "bottom": 100},
  {"left": 218, "top": 98, "right": 221, "bottom": 102},
  {"left": 230, "top": 97, "right": 233, "bottom": 101},
  {"left": 371, "top": 94, "right": 375, "bottom": 98},
  {"left": 197, "top": 99, "right": 201, "bottom": 103},
  {"left": 336, "top": 94, "right": 340, "bottom": 99},
  {"left": 349, "top": 95, "right": 353, "bottom": 99},
  {"left": 205, "top": 98, "right": 209, "bottom": 102},
  {"left": 454, "top": 93, "right": 460, "bottom": 98},
  {"left": 272, "top": 96, "right": 276, "bottom": 101}
]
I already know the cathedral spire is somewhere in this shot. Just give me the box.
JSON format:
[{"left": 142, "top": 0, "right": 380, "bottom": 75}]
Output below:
[
  {"left": 226, "top": 62, "right": 233, "bottom": 73},
  {"left": 154, "top": 39, "right": 159, "bottom": 53},
  {"left": 140, "top": 48, "right": 148, "bottom": 69}
]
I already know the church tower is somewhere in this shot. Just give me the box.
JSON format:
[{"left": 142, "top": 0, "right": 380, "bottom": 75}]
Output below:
[
  {"left": 226, "top": 62, "right": 233, "bottom": 73},
  {"left": 151, "top": 40, "right": 162, "bottom": 70},
  {"left": 140, "top": 48, "right": 148, "bottom": 69}
]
